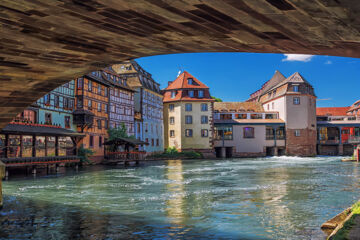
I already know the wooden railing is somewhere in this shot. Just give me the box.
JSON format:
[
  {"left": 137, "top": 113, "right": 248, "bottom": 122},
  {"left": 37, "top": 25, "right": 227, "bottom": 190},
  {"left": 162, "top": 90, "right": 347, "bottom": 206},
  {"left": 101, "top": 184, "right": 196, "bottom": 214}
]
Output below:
[{"left": 105, "top": 151, "right": 146, "bottom": 161}]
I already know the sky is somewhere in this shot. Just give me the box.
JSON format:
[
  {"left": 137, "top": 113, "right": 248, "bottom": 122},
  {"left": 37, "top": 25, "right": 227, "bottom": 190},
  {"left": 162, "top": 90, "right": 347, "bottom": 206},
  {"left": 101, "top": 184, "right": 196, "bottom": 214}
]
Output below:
[{"left": 136, "top": 53, "right": 360, "bottom": 107}]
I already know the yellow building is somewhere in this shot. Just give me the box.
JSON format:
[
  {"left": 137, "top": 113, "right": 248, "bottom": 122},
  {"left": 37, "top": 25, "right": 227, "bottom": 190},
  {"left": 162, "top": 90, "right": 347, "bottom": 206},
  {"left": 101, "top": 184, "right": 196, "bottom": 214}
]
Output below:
[{"left": 163, "top": 71, "right": 215, "bottom": 157}]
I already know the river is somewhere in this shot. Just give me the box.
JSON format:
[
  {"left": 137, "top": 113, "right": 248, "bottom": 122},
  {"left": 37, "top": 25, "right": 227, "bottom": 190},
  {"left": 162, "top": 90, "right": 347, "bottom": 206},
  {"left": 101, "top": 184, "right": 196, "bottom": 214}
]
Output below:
[{"left": 0, "top": 156, "right": 359, "bottom": 239}]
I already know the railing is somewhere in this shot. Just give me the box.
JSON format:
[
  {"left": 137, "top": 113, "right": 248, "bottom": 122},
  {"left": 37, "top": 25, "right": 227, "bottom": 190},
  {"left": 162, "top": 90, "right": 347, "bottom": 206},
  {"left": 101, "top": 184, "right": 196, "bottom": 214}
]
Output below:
[
  {"left": 0, "top": 146, "right": 76, "bottom": 158},
  {"left": 348, "top": 136, "right": 360, "bottom": 143},
  {"left": 105, "top": 151, "right": 146, "bottom": 161},
  {"left": 318, "top": 139, "right": 340, "bottom": 144},
  {"left": 0, "top": 155, "right": 80, "bottom": 167},
  {"left": 318, "top": 116, "right": 360, "bottom": 122}
]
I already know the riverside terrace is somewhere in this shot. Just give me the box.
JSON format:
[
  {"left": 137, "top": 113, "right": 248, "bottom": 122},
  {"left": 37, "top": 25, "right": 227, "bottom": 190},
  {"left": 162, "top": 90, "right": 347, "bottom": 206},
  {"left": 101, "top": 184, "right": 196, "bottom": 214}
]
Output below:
[{"left": 0, "top": 121, "right": 84, "bottom": 178}]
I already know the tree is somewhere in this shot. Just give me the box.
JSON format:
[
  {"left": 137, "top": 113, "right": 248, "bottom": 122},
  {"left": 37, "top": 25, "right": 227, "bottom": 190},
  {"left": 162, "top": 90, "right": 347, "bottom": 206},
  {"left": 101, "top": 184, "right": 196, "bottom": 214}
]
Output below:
[
  {"left": 211, "top": 96, "right": 223, "bottom": 102},
  {"left": 107, "top": 123, "right": 128, "bottom": 141}
]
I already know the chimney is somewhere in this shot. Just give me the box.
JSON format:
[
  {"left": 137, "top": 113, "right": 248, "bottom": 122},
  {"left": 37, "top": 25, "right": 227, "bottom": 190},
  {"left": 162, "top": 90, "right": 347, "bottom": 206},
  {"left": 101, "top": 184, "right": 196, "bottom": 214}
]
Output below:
[{"left": 168, "top": 81, "right": 173, "bottom": 86}]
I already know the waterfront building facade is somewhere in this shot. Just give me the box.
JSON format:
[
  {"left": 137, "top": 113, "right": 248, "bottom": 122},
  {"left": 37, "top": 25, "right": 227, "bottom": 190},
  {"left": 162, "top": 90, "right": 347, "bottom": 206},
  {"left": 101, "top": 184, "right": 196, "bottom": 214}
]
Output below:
[
  {"left": 213, "top": 102, "right": 285, "bottom": 157},
  {"left": 316, "top": 107, "right": 360, "bottom": 155},
  {"left": 32, "top": 81, "right": 76, "bottom": 130},
  {"left": 249, "top": 71, "right": 317, "bottom": 156},
  {"left": 74, "top": 71, "right": 110, "bottom": 162},
  {"left": 162, "top": 71, "right": 214, "bottom": 157},
  {"left": 347, "top": 100, "right": 360, "bottom": 116},
  {"left": 103, "top": 67, "right": 135, "bottom": 136},
  {"left": 113, "top": 61, "right": 163, "bottom": 153}
]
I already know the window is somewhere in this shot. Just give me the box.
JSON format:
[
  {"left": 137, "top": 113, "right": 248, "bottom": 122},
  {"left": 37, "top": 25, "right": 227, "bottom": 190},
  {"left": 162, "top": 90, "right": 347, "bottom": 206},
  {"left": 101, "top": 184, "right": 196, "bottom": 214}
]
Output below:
[
  {"left": 214, "top": 126, "right": 233, "bottom": 140},
  {"left": 104, "top": 104, "right": 108, "bottom": 113},
  {"left": 188, "top": 90, "right": 194, "bottom": 98},
  {"left": 69, "top": 99, "right": 74, "bottom": 110},
  {"left": 97, "top": 119, "right": 102, "bottom": 129},
  {"left": 88, "top": 81, "right": 92, "bottom": 92},
  {"left": 145, "top": 138, "right": 149, "bottom": 143},
  {"left": 185, "top": 103, "right": 192, "bottom": 111},
  {"left": 185, "top": 115, "right": 192, "bottom": 124},
  {"left": 64, "top": 116, "right": 70, "bottom": 128},
  {"left": 294, "top": 130, "right": 301, "bottom": 137},
  {"left": 64, "top": 97, "right": 68, "bottom": 109},
  {"left": 54, "top": 95, "right": 59, "bottom": 107},
  {"left": 98, "top": 85, "right": 102, "bottom": 95},
  {"left": 170, "top": 130, "right": 175, "bottom": 138},
  {"left": 185, "top": 129, "right": 193, "bottom": 137},
  {"left": 45, "top": 113, "right": 52, "bottom": 124},
  {"left": 169, "top": 104, "right": 174, "bottom": 112},
  {"left": 88, "top": 100, "right": 92, "bottom": 109},
  {"left": 265, "top": 114, "right": 277, "bottom": 119},
  {"left": 77, "top": 97, "right": 83, "bottom": 109},
  {"left": 188, "top": 78, "right": 193, "bottom": 85},
  {"left": 244, "top": 127, "right": 255, "bottom": 138},
  {"left": 171, "top": 91, "right": 176, "bottom": 98},
  {"left": 266, "top": 126, "right": 275, "bottom": 140},
  {"left": 235, "top": 114, "right": 247, "bottom": 119},
  {"left": 156, "top": 139, "right": 159, "bottom": 146},
  {"left": 201, "top": 103, "right": 208, "bottom": 111},
  {"left": 98, "top": 102, "right": 102, "bottom": 112},
  {"left": 293, "top": 97, "right": 300, "bottom": 105},
  {"left": 277, "top": 127, "right": 286, "bottom": 140},
  {"left": 267, "top": 104, "right": 269, "bottom": 110},
  {"left": 250, "top": 114, "right": 262, "bottom": 119},
  {"left": 170, "top": 117, "right": 175, "bottom": 125},
  {"left": 151, "top": 139, "right": 154, "bottom": 146},
  {"left": 104, "top": 88, "right": 108, "bottom": 97},
  {"left": 99, "top": 136, "right": 102, "bottom": 147},
  {"left": 77, "top": 78, "right": 83, "bottom": 89},
  {"left": 23, "top": 110, "right": 36, "bottom": 123},
  {"left": 272, "top": 102, "right": 274, "bottom": 109},
  {"left": 198, "top": 90, "right": 204, "bottom": 98},
  {"left": 201, "top": 129, "right": 208, "bottom": 137},
  {"left": 104, "top": 120, "right": 108, "bottom": 129},
  {"left": 201, "top": 115, "right": 208, "bottom": 124},
  {"left": 293, "top": 85, "right": 299, "bottom": 92},
  {"left": 44, "top": 94, "right": 50, "bottom": 105},
  {"left": 89, "top": 136, "right": 94, "bottom": 148}
]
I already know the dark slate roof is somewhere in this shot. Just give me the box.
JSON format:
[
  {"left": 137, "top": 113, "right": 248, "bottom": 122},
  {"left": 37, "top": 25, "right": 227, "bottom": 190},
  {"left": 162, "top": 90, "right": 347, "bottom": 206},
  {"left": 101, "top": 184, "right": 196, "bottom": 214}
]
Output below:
[
  {"left": 1, "top": 124, "right": 84, "bottom": 137},
  {"left": 73, "top": 109, "right": 95, "bottom": 115},
  {"left": 104, "top": 137, "right": 149, "bottom": 146}
]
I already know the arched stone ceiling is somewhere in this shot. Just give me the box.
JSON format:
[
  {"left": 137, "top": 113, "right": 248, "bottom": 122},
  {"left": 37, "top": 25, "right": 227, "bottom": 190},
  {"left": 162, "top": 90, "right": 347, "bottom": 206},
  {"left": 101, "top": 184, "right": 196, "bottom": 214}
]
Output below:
[{"left": 1, "top": 0, "right": 360, "bottom": 127}]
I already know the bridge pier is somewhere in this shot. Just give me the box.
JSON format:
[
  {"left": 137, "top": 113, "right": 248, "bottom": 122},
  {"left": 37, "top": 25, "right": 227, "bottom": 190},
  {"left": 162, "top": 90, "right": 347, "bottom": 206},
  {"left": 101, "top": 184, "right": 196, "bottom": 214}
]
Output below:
[{"left": 0, "top": 161, "right": 5, "bottom": 209}]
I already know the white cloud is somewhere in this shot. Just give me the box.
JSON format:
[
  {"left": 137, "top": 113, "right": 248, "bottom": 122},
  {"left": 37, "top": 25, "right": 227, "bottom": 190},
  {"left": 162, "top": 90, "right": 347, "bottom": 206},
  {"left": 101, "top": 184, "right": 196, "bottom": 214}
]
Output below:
[
  {"left": 325, "top": 60, "right": 332, "bottom": 64},
  {"left": 282, "top": 54, "right": 314, "bottom": 62}
]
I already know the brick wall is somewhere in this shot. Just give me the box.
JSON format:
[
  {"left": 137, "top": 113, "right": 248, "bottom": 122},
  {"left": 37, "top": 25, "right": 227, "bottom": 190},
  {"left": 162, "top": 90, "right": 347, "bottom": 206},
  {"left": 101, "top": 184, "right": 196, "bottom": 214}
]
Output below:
[{"left": 286, "top": 128, "right": 317, "bottom": 156}]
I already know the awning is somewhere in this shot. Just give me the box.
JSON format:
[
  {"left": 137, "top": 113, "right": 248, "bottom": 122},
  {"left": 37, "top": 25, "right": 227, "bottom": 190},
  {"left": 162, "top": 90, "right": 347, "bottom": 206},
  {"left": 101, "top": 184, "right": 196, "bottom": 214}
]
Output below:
[
  {"left": 104, "top": 137, "right": 149, "bottom": 146},
  {"left": 1, "top": 123, "right": 85, "bottom": 137}
]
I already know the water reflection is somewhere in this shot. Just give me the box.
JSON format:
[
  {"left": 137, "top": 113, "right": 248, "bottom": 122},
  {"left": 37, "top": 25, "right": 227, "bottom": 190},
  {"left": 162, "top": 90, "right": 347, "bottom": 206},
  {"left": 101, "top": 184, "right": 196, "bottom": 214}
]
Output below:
[
  {"left": 0, "top": 157, "right": 359, "bottom": 239},
  {"left": 165, "top": 160, "right": 185, "bottom": 225}
]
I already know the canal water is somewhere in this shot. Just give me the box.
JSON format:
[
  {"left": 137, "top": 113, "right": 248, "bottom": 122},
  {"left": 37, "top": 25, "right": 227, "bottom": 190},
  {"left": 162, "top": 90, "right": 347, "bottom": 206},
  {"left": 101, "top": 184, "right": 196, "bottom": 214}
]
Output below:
[{"left": 0, "top": 156, "right": 359, "bottom": 239}]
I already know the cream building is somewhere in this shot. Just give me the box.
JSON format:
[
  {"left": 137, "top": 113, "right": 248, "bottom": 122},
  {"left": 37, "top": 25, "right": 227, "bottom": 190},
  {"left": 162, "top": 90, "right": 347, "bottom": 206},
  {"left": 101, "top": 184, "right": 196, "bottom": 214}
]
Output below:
[{"left": 163, "top": 71, "right": 215, "bottom": 157}]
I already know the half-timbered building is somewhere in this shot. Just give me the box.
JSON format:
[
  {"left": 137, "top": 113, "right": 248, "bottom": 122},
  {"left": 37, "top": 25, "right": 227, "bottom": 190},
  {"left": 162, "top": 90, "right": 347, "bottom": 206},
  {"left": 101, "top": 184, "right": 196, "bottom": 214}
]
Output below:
[
  {"left": 113, "top": 61, "right": 164, "bottom": 153},
  {"left": 74, "top": 71, "right": 110, "bottom": 162}
]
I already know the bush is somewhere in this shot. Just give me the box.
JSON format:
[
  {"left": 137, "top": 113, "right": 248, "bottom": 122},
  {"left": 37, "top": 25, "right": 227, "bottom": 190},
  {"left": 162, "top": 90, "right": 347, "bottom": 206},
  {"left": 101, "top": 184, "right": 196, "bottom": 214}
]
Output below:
[
  {"left": 165, "top": 147, "right": 178, "bottom": 154},
  {"left": 149, "top": 148, "right": 203, "bottom": 159},
  {"left": 77, "top": 146, "right": 95, "bottom": 165}
]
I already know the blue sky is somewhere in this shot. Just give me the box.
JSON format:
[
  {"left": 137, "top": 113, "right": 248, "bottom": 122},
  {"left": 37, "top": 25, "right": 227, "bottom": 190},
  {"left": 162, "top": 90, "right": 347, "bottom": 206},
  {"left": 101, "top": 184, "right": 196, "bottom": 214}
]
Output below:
[{"left": 136, "top": 53, "right": 360, "bottom": 107}]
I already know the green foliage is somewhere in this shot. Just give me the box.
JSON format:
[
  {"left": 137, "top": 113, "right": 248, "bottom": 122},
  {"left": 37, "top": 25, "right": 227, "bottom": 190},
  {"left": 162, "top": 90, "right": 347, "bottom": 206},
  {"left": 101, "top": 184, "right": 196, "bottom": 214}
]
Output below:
[
  {"left": 151, "top": 148, "right": 203, "bottom": 159},
  {"left": 165, "top": 147, "right": 178, "bottom": 154},
  {"left": 107, "top": 123, "right": 128, "bottom": 141},
  {"left": 332, "top": 201, "right": 360, "bottom": 240},
  {"left": 211, "top": 96, "right": 223, "bottom": 102},
  {"left": 77, "top": 146, "right": 95, "bottom": 164}
]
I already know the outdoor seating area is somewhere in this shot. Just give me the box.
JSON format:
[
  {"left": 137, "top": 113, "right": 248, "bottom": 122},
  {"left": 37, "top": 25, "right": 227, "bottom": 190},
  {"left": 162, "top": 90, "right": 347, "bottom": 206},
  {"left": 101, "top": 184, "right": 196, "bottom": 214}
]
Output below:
[{"left": 104, "top": 137, "right": 148, "bottom": 165}]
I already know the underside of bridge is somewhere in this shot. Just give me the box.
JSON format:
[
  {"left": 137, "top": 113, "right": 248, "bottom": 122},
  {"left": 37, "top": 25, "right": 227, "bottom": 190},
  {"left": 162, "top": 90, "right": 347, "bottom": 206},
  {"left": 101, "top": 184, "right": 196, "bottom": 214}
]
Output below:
[{"left": 1, "top": 0, "right": 360, "bottom": 127}]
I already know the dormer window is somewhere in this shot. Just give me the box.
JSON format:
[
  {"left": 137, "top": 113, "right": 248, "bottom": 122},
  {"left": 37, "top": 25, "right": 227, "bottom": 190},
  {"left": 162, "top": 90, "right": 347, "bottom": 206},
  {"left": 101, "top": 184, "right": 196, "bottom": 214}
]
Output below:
[
  {"left": 188, "top": 90, "right": 194, "bottom": 98},
  {"left": 293, "top": 85, "right": 299, "bottom": 92},
  {"left": 198, "top": 90, "right": 204, "bottom": 98},
  {"left": 188, "top": 78, "right": 193, "bottom": 85},
  {"left": 171, "top": 91, "right": 176, "bottom": 98}
]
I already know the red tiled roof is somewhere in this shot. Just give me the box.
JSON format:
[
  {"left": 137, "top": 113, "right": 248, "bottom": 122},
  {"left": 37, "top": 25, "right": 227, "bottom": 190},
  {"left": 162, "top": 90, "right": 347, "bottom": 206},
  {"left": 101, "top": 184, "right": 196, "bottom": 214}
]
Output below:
[
  {"left": 164, "top": 71, "right": 209, "bottom": 90},
  {"left": 316, "top": 107, "right": 350, "bottom": 116}
]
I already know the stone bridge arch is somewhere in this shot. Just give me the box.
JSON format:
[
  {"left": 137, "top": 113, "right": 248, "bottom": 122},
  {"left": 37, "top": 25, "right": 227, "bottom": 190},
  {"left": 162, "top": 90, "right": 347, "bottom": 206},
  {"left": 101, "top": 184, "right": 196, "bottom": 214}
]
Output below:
[{"left": 1, "top": 0, "right": 360, "bottom": 127}]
